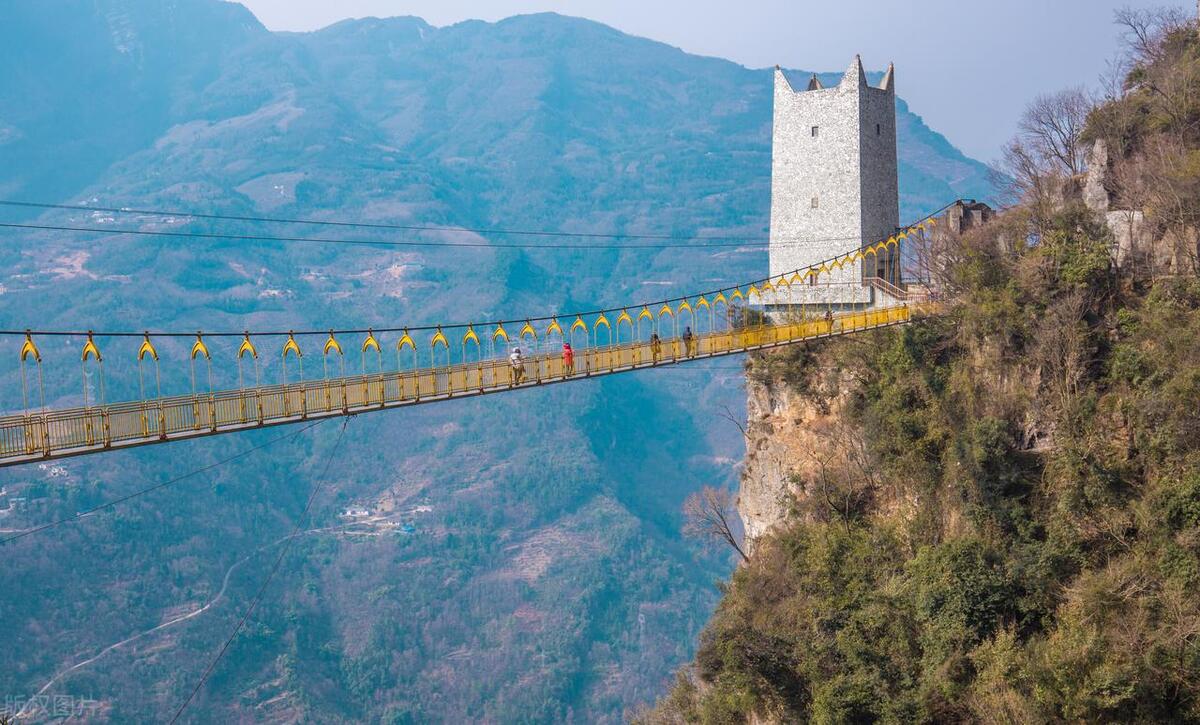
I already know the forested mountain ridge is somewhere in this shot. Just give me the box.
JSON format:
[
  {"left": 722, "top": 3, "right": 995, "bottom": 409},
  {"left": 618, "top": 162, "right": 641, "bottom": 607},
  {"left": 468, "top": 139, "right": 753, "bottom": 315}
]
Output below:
[
  {"left": 645, "top": 11, "right": 1200, "bottom": 723},
  {"left": 0, "top": 2, "right": 992, "bottom": 721}
]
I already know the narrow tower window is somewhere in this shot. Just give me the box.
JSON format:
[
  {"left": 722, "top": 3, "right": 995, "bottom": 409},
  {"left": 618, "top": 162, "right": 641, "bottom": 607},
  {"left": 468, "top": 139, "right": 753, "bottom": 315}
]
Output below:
[
  {"left": 876, "top": 123, "right": 881, "bottom": 136},
  {"left": 811, "top": 126, "right": 819, "bottom": 138},
  {"left": 811, "top": 196, "right": 819, "bottom": 209}
]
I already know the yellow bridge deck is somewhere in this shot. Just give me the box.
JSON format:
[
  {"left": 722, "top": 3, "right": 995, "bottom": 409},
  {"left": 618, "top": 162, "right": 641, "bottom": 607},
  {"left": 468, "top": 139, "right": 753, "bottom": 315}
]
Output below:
[{"left": 0, "top": 304, "right": 927, "bottom": 468}]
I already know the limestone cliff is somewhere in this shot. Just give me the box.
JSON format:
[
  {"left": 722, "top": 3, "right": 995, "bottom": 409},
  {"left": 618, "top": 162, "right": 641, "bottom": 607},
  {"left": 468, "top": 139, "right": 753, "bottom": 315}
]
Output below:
[{"left": 736, "top": 351, "right": 857, "bottom": 551}]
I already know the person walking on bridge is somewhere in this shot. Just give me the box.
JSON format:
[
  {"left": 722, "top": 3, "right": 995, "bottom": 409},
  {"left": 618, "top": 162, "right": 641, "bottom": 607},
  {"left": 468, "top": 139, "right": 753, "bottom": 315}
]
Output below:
[
  {"left": 562, "top": 341, "right": 575, "bottom": 375},
  {"left": 650, "top": 333, "right": 663, "bottom": 363},
  {"left": 510, "top": 347, "right": 526, "bottom": 384},
  {"left": 682, "top": 326, "right": 696, "bottom": 357}
]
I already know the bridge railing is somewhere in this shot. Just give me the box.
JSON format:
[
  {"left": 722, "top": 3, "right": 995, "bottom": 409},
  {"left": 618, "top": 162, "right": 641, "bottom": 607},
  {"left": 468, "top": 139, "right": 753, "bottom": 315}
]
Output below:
[{"left": 0, "top": 303, "right": 925, "bottom": 463}]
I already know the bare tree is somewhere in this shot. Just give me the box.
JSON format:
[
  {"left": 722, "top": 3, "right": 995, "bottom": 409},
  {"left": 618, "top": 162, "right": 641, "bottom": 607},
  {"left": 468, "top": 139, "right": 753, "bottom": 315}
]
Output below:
[
  {"left": 1115, "top": 6, "right": 1189, "bottom": 67},
  {"left": 682, "top": 486, "right": 748, "bottom": 562},
  {"left": 1019, "top": 88, "right": 1093, "bottom": 177}
]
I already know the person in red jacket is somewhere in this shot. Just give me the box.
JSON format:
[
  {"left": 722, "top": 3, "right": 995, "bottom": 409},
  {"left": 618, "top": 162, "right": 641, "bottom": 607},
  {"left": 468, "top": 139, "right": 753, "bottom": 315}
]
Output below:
[{"left": 562, "top": 341, "right": 575, "bottom": 375}]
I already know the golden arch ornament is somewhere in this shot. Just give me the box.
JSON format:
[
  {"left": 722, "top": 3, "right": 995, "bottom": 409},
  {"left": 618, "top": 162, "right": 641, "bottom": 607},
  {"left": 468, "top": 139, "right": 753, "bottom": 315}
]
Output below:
[
  {"left": 237, "top": 333, "right": 260, "bottom": 390},
  {"left": 397, "top": 329, "right": 417, "bottom": 369},
  {"left": 323, "top": 332, "right": 344, "bottom": 357},
  {"left": 238, "top": 334, "right": 258, "bottom": 360},
  {"left": 19, "top": 332, "right": 45, "bottom": 413},
  {"left": 77, "top": 332, "right": 106, "bottom": 412},
  {"left": 81, "top": 333, "right": 102, "bottom": 362},
  {"left": 362, "top": 330, "right": 380, "bottom": 355},
  {"left": 282, "top": 332, "right": 304, "bottom": 384},
  {"left": 570, "top": 316, "right": 589, "bottom": 349},
  {"left": 463, "top": 326, "right": 480, "bottom": 347},
  {"left": 323, "top": 331, "right": 345, "bottom": 380},
  {"left": 519, "top": 321, "right": 537, "bottom": 342},
  {"left": 136, "top": 333, "right": 162, "bottom": 404},
  {"left": 616, "top": 309, "right": 634, "bottom": 342},
  {"left": 593, "top": 313, "right": 612, "bottom": 346},
  {"left": 431, "top": 327, "right": 450, "bottom": 367},
  {"left": 138, "top": 335, "right": 158, "bottom": 362},
  {"left": 20, "top": 333, "right": 41, "bottom": 364},
  {"left": 361, "top": 329, "right": 382, "bottom": 374},
  {"left": 463, "top": 326, "right": 482, "bottom": 364}
]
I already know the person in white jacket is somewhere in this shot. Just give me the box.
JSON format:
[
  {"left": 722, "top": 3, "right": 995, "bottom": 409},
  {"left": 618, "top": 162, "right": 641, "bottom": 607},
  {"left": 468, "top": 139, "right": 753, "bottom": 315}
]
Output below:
[{"left": 509, "top": 347, "right": 525, "bottom": 384}]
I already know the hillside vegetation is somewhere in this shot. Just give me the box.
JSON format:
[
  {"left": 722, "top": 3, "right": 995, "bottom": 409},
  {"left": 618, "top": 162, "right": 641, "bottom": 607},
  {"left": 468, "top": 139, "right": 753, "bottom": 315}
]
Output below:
[{"left": 648, "top": 10, "right": 1200, "bottom": 723}]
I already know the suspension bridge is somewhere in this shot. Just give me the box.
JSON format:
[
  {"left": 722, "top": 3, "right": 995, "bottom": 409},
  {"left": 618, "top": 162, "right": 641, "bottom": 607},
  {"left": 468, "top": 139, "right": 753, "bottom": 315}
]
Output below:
[{"left": 0, "top": 213, "right": 944, "bottom": 468}]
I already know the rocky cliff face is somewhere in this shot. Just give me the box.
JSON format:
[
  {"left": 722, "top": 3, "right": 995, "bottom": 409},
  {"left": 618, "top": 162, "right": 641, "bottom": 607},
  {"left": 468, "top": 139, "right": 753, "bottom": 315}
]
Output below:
[{"left": 736, "top": 354, "right": 857, "bottom": 551}]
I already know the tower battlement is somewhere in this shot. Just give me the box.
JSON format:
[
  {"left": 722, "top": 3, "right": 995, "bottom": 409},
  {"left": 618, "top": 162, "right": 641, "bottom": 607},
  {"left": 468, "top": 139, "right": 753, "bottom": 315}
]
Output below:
[{"left": 769, "top": 55, "right": 900, "bottom": 306}]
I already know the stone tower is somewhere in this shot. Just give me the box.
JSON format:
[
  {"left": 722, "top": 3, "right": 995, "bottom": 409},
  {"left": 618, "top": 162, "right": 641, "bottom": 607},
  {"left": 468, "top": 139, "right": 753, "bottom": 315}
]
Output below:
[{"left": 768, "top": 56, "right": 899, "bottom": 305}]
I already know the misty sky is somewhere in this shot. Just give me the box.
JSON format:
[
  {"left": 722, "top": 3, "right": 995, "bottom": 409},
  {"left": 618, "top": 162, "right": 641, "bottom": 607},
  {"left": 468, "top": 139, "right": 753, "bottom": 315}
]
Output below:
[{"left": 237, "top": 0, "right": 1192, "bottom": 162}]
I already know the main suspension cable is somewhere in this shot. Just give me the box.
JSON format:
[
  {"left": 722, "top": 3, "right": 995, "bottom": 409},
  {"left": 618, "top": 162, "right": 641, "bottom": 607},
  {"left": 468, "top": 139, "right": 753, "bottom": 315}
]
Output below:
[{"left": 0, "top": 201, "right": 957, "bottom": 340}]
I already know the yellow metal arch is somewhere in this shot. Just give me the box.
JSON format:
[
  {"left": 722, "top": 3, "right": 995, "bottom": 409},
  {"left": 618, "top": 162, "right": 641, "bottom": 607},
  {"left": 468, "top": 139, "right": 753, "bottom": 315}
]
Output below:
[
  {"left": 190, "top": 335, "right": 211, "bottom": 361},
  {"left": 362, "top": 331, "right": 380, "bottom": 354},
  {"left": 20, "top": 334, "right": 41, "bottom": 363},
  {"left": 747, "top": 285, "right": 762, "bottom": 303},
  {"left": 81, "top": 334, "right": 102, "bottom": 362},
  {"left": 463, "top": 326, "right": 480, "bottom": 347},
  {"left": 570, "top": 316, "right": 588, "bottom": 334},
  {"left": 546, "top": 319, "right": 563, "bottom": 337},
  {"left": 730, "top": 288, "right": 744, "bottom": 302},
  {"left": 492, "top": 324, "right": 510, "bottom": 343},
  {"left": 397, "top": 331, "right": 416, "bottom": 352},
  {"left": 594, "top": 313, "right": 612, "bottom": 332},
  {"left": 616, "top": 309, "right": 633, "bottom": 328},
  {"left": 283, "top": 334, "right": 302, "bottom": 360},
  {"left": 863, "top": 245, "right": 878, "bottom": 257},
  {"left": 138, "top": 335, "right": 158, "bottom": 362},
  {"left": 657, "top": 304, "right": 674, "bottom": 319},
  {"left": 713, "top": 291, "right": 728, "bottom": 306},
  {"left": 790, "top": 272, "right": 804, "bottom": 285},
  {"left": 238, "top": 334, "right": 258, "bottom": 360},
  {"left": 324, "top": 332, "right": 344, "bottom": 357},
  {"left": 678, "top": 299, "right": 693, "bottom": 315},
  {"left": 431, "top": 328, "right": 449, "bottom": 349},
  {"left": 695, "top": 296, "right": 710, "bottom": 310},
  {"left": 637, "top": 306, "right": 653, "bottom": 323},
  {"left": 519, "top": 320, "right": 537, "bottom": 341}
]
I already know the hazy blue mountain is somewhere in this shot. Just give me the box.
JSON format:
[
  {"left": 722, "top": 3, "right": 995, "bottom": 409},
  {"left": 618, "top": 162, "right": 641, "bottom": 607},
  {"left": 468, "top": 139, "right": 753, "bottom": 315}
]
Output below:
[{"left": 0, "top": 3, "right": 993, "bottom": 722}]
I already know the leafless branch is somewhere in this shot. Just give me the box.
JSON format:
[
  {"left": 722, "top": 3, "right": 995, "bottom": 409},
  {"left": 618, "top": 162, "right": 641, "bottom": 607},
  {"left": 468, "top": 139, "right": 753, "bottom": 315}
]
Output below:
[{"left": 682, "top": 485, "right": 748, "bottom": 562}]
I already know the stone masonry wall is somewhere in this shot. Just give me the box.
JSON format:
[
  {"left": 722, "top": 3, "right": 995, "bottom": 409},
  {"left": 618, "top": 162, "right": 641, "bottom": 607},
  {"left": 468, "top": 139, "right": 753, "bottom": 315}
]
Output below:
[{"left": 768, "top": 57, "right": 899, "bottom": 304}]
